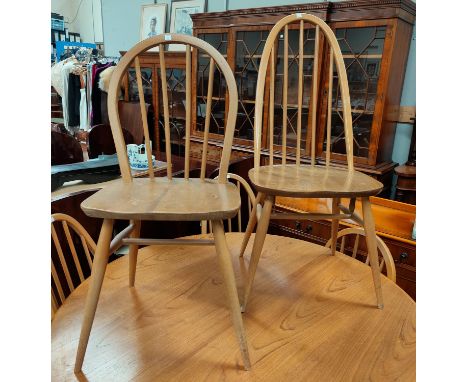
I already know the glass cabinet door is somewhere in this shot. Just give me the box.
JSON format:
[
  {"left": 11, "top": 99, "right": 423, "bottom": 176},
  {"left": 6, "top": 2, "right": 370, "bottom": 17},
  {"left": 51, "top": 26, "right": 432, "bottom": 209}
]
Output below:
[
  {"left": 324, "top": 25, "right": 386, "bottom": 161},
  {"left": 127, "top": 67, "right": 153, "bottom": 104},
  {"left": 195, "top": 32, "right": 228, "bottom": 137}
]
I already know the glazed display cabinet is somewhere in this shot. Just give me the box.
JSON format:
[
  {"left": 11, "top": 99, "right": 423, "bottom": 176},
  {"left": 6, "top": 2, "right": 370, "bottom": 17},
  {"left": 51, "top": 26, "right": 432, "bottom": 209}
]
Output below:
[{"left": 191, "top": 0, "right": 415, "bottom": 196}]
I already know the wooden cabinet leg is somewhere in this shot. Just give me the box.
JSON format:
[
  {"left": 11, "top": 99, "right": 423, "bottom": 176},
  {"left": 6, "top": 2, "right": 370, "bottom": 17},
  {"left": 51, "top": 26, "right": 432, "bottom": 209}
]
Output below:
[
  {"left": 330, "top": 197, "right": 340, "bottom": 255},
  {"left": 212, "top": 220, "right": 251, "bottom": 370},
  {"left": 361, "top": 197, "right": 384, "bottom": 309},
  {"left": 242, "top": 194, "right": 274, "bottom": 313},
  {"left": 75, "top": 218, "right": 114, "bottom": 373},
  {"left": 239, "top": 192, "right": 265, "bottom": 257},
  {"left": 128, "top": 220, "right": 141, "bottom": 287}
]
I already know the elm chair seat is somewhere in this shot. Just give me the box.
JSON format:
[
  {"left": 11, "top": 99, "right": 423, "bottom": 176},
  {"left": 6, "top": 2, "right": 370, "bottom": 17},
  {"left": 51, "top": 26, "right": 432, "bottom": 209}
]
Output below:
[
  {"left": 248, "top": 165, "right": 383, "bottom": 198},
  {"left": 81, "top": 178, "right": 241, "bottom": 221}
]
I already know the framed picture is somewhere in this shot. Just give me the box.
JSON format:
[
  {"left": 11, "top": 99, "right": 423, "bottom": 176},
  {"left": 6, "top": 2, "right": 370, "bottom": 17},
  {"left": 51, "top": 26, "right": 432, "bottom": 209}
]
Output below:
[
  {"left": 169, "top": 0, "right": 206, "bottom": 51},
  {"left": 140, "top": 4, "right": 167, "bottom": 51}
]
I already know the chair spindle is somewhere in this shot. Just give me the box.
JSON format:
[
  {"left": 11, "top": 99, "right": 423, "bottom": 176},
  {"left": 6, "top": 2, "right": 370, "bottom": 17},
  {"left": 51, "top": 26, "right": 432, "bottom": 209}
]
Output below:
[
  {"left": 201, "top": 57, "right": 215, "bottom": 180},
  {"left": 340, "top": 236, "right": 346, "bottom": 253},
  {"left": 51, "top": 261, "right": 65, "bottom": 303},
  {"left": 269, "top": 44, "right": 275, "bottom": 165},
  {"left": 80, "top": 235, "right": 93, "bottom": 269},
  {"left": 296, "top": 20, "right": 304, "bottom": 165},
  {"left": 185, "top": 45, "right": 192, "bottom": 179},
  {"left": 159, "top": 48, "right": 173, "bottom": 179},
  {"left": 51, "top": 224, "right": 74, "bottom": 292},
  {"left": 326, "top": 50, "right": 334, "bottom": 166},
  {"left": 282, "top": 25, "right": 288, "bottom": 165},
  {"left": 352, "top": 234, "right": 360, "bottom": 258},
  {"left": 62, "top": 221, "right": 85, "bottom": 282},
  {"left": 237, "top": 180, "right": 242, "bottom": 230},
  {"left": 311, "top": 25, "right": 320, "bottom": 165},
  {"left": 134, "top": 56, "right": 155, "bottom": 178}
]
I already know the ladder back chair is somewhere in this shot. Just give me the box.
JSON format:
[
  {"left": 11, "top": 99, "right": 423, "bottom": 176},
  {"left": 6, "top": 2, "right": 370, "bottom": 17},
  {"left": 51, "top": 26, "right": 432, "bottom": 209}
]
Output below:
[
  {"left": 51, "top": 213, "right": 97, "bottom": 319},
  {"left": 325, "top": 227, "right": 396, "bottom": 283},
  {"left": 240, "top": 13, "right": 384, "bottom": 312},
  {"left": 74, "top": 34, "right": 251, "bottom": 373}
]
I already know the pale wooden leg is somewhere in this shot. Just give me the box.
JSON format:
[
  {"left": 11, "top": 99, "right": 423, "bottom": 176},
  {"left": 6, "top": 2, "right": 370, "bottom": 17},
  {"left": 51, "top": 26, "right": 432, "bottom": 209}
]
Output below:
[
  {"left": 128, "top": 220, "right": 141, "bottom": 287},
  {"left": 330, "top": 197, "right": 340, "bottom": 255},
  {"left": 239, "top": 192, "right": 265, "bottom": 257},
  {"left": 75, "top": 218, "right": 114, "bottom": 373},
  {"left": 212, "top": 220, "right": 251, "bottom": 370},
  {"left": 361, "top": 197, "right": 384, "bottom": 309},
  {"left": 242, "top": 194, "right": 274, "bottom": 313}
]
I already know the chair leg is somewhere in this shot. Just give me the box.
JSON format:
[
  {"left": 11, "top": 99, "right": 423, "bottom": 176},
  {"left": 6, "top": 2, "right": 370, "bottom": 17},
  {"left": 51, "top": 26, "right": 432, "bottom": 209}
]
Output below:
[
  {"left": 212, "top": 220, "right": 251, "bottom": 370},
  {"left": 242, "top": 194, "right": 274, "bottom": 313},
  {"left": 330, "top": 197, "right": 340, "bottom": 255},
  {"left": 75, "top": 218, "right": 114, "bottom": 373},
  {"left": 128, "top": 220, "right": 141, "bottom": 287},
  {"left": 239, "top": 192, "right": 265, "bottom": 257},
  {"left": 361, "top": 197, "right": 384, "bottom": 309}
]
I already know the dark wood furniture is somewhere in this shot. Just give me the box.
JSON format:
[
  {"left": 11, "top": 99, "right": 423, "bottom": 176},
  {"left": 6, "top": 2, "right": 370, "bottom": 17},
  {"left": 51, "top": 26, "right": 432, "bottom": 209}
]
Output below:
[
  {"left": 394, "top": 116, "right": 416, "bottom": 204},
  {"left": 87, "top": 124, "right": 135, "bottom": 159},
  {"left": 191, "top": 0, "right": 416, "bottom": 197},
  {"left": 51, "top": 131, "right": 84, "bottom": 165},
  {"left": 269, "top": 196, "right": 416, "bottom": 300}
]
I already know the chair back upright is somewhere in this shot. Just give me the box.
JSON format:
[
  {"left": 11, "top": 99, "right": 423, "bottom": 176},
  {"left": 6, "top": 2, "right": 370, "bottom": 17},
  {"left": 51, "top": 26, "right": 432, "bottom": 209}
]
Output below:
[
  {"left": 107, "top": 34, "right": 238, "bottom": 184},
  {"left": 253, "top": 13, "right": 354, "bottom": 170},
  {"left": 51, "top": 213, "right": 97, "bottom": 318}
]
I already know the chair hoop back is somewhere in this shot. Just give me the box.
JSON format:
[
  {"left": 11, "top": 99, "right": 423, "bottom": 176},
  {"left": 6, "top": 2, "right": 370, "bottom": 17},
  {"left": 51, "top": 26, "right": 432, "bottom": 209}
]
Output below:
[
  {"left": 107, "top": 34, "right": 238, "bottom": 184},
  {"left": 253, "top": 13, "right": 354, "bottom": 170},
  {"left": 325, "top": 227, "right": 396, "bottom": 282},
  {"left": 51, "top": 213, "right": 97, "bottom": 317}
]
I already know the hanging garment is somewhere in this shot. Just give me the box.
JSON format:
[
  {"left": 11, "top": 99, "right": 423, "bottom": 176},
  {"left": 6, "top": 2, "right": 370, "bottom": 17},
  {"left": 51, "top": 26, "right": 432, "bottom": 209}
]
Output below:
[
  {"left": 51, "top": 57, "right": 76, "bottom": 97},
  {"left": 61, "top": 61, "right": 76, "bottom": 131},
  {"left": 91, "top": 63, "right": 114, "bottom": 126},
  {"left": 67, "top": 73, "right": 82, "bottom": 131},
  {"left": 79, "top": 88, "right": 88, "bottom": 131}
]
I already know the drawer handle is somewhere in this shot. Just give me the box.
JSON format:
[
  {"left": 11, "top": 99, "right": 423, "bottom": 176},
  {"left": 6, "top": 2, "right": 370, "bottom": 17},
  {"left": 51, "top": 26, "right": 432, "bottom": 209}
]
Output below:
[
  {"left": 295, "top": 221, "right": 301, "bottom": 230},
  {"left": 305, "top": 224, "right": 312, "bottom": 233},
  {"left": 399, "top": 252, "right": 409, "bottom": 263}
]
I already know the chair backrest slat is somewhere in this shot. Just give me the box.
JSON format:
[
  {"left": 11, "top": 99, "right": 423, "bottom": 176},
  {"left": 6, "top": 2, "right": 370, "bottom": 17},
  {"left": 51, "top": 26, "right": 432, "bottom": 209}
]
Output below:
[
  {"left": 158, "top": 48, "right": 173, "bottom": 179},
  {"left": 108, "top": 34, "right": 237, "bottom": 185},
  {"left": 281, "top": 25, "right": 289, "bottom": 165},
  {"left": 201, "top": 57, "right": 215, "bottom": 180},
  {"left": 352, "top": 233, "right": 360, "bottom": 259},
  {"left": 51, "top": 224, "right": 74, "bottom": 292},
  {"left": 296, "top": 20, "right": 304, "bottom": 165},
  {"left": 269, "top": 44, "right": 275, "bottom": 166},
  {"left": 340, "top": 236, "right": 346, "bottom": 254},
  {"left": 237, "top": 180, "right": 242, "bottom": 229},
  {"left": 51, "top": 213, "right": 97, "bottom": 316},
  {"left": 311, "top": 25, "right": 320, "bottom": 165},
  {"left": 184, "top": 45, "right": 192, "bottom": 179},
  {"left": 253, "top": 13, "right": 354, "bottom": 170},
  {"left": 326, "top": 50, "right": 334, "bottom": 167},
  {"left": 62, "top": 221, "right": 85, "bottom": 282},
  {"left": 134, "top": 56, "right": 155, "bottom": 178}
]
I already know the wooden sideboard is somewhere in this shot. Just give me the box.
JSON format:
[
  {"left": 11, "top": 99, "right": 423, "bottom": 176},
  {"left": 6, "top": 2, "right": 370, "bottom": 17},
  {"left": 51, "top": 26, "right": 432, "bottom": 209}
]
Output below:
[{"left": 268, "top": 196, "right": 416, "bottom": 300}]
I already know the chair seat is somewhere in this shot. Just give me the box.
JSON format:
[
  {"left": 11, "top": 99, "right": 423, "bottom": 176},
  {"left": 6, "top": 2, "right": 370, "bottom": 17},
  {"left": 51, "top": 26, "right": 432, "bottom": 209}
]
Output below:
[
  {"left": 248, "top": 165, "right": 383, "bottom": 198},
  {"left": 81, "top": 178, "right": 241, "bottom": 221}
]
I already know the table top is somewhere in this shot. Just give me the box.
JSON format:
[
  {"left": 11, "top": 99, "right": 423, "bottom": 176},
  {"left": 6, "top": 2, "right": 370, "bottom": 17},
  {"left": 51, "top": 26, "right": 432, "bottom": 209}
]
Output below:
[{"left": 52, "top": 233, "right": 415, "bottom": 381}]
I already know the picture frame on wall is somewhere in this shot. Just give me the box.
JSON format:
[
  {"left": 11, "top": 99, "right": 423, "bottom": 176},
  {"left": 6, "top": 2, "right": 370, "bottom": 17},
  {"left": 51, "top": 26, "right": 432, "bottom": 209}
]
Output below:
[
  {"left": 140, "top": 4, "right": 167, "bottom": 51},
  {"left": 169, "top": 0, "right": 206, "bottom": 51}
]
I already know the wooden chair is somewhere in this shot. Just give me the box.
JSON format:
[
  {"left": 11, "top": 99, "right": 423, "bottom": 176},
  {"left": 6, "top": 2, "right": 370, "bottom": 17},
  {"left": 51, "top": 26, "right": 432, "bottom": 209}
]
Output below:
[
  {"left": 325, "top": 227, "right": 396, "bottom": 282},
  {"left": 51, "top": 213, "right": 97, "bottom": 319},
  {"left": 74, "top": 34, "right": 251, "bottom": 373},
  {"left": 239, "top": 13, "right": 385, "bottom": 312},
  {"left": 87, "top": 123, "right": 135, "bottom": 159},
  {"left": 202, "top": 173, "right": 259, "bottom": 235}
]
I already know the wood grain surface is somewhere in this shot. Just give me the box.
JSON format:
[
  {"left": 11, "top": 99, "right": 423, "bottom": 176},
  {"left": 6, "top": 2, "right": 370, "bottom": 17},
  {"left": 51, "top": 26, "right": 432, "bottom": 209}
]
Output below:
[
  {"left": 248, "top": 165, "right": 383, "bottom": 198},
  {"left": 52, "top": 233, "right": 415, "bottom": 381}
]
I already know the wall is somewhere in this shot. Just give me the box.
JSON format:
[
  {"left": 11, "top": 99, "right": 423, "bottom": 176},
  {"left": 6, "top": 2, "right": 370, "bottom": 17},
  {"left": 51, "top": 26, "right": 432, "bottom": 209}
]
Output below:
[
  {"left": 51, "top": 0, "right": 103, "bottom": 43},
  {"left": 100, "top": 0, "right": 415, "bottom": 164}
]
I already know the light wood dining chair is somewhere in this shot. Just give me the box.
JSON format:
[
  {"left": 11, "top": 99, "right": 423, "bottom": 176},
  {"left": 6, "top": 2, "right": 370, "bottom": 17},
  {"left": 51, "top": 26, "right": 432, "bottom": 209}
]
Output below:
[
  {"left": 240, "top": 13, "right": 384, "bottom": 312},
  {"left": 202, "top": 173, "right": 259, "bottom": 235},
  {"left": 325, "top": 227, "right": 396, "bottom": 282},
  {"left": 74, "top": 34, "right": 251, "bottom": 373},
  {"left": 51, "top": 213, "right": 97, "bottom": 319}
]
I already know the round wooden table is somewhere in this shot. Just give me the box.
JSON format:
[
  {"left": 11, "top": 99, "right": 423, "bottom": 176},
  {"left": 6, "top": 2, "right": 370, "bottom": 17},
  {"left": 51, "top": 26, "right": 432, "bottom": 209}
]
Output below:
[{"left": 52, "top": 233, "right": 415, "bottom": 381}]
